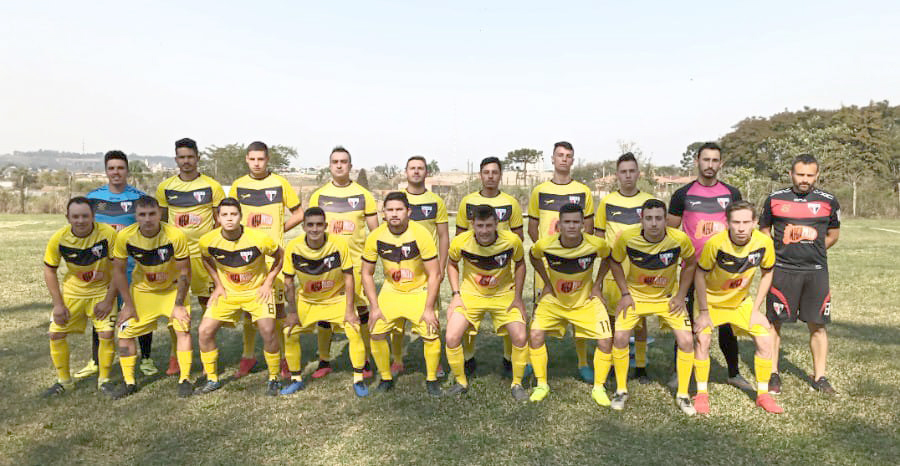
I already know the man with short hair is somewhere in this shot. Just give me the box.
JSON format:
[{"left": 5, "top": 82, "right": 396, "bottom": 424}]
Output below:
[
  {"left": 196, "top": 198, "right": 285, "bottom": 395},
  {"left": 445, "top": 205, "right": 528, "bottom": 399},
  {"left": 42, "top": 197, "right": 119, "bottom": 397},
  {"left": 110, "top": 196, "right": 194, "bottom": 399},
  {"left": 308, "top": 146, "right": 378, "bottom": 379},
  {"left": 527, "top": 141, "right": 596, "bottom": 383},
  {"left": 362, "top": 192, "right": 443, "bottom": 396},
  {"left": 610, "top": 199, "right": 697, "bottom": 415},
  {"left": 693, "top": 201, "right": 783, "bottom": 414},
  {"left": 760, "top": 154, "right": 840, "bottom": 394}
]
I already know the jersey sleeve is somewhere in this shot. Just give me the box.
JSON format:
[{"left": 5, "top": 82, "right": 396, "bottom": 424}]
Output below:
[
  {"left": 363, "top": 190, "right": 377, "bottom": 216},
  {"left": 436, "top": 197, "right": 448, "bottom": 224},
  {"left": 668, "top": 185, "right": 687, "bottom": 216},
  {"left": 698, "top": 239, "right": 717, "bottom": 271},
  {"left": 173, "top": 230, "right": 190, "bottom": 260},
  {"left": 211, "top": 180, "right": 226, "bottom": 207},
  {"left": 43, "top": 231, "right": 62, "bottom": 267},
  {"left": 512, "top": 236, "right": 525, "bottom": 261},
  {"left": 338, "top": 238, "right": 353, "bottom": 272},
  {"left": 156, "top": 180, "right": 169, "bottom": 208},
  {"left": 282, "top": 239, "right": 297, "bottom": 275},
  {"left": 308, "top": 190, "right": 320, "bottom": 208},
  {"left": 509, "top": 197, "right": 524, "bottom": 229},
  {"left": 761, "top": 236, "right": 776, "bottom": 269},
  {"left": 594, "top": 197, "right": 608, "bottom": 232},
  {"left": 758, "top": 195, "right": 774, "bottom": 228},
  {"left": 283, "top": 178, "right": 301, "bottom": 210},
  {"left": 361, "top": 231, "right": 378, "bottom": 263},
  {"left": 198, "top": 234, "right": 211, "bottom": 258},
  {"left": 418, "top": 227, "right": 438, "bottom": 261},
  {"left": 527, "top": 187, "right": 540, "bottom": 218},
  {"left": 596, "top": 237, "right": 611, "bottom": 259},
  {"left": 583, "top": 188, "right": 595, "bottom": 218},
  {"left": 228, "top": 183, "right": 237, "bottom": 198},
  {"left": 611, "top": 233, "right": 628, "bottom": 263},
  {"left": 727, "top": 183, "right": 743, "bottom": 202},
  {"left": 448, "top": 235, "right": 462, "bottom": 262},
  {"left": 112, "top": 233, "right": 129, "bottom": 260},
  {"left": 530, "top": 236, "right": 547, "bottom": 260},
  {"left": 455, "top": 196, "right": 470, "bottom": 229},
  {"left": 262, "top": 234, "right": 278, "bottom": 256},
  {"left": 678, "top": 232, "right": 696, "bottom": 260},
  {"left": 828, "top": 197, "right": 841, "bottom": 228}
]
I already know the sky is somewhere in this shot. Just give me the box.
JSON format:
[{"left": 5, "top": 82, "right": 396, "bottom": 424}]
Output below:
[{"left": 1, "top": 1, "right": 898, "bottom": 170}]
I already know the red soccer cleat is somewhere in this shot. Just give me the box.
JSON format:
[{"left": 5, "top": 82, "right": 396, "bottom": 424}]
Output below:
[
  {"left": 390, "top": 362, "right": 404, "bottom": 377},
  {"left": 312, "top": 360, "right": 333, "bottom": 379},
  {"left": 693, "top": 393, "right": 710, "bottom": 414},
  {"left": 165, "top": 356, "right": 179, "bottom": 376},
  {"left": 235, "top": 357, "right": 257, "bottom": 379},
  {"left": 756, "top": 394, "right": 784, "bottom": 413},
  {"left": 280, "top": 358, "right": 290, "bottom": 380}
]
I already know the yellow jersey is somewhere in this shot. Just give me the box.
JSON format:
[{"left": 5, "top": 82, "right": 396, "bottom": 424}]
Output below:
[
  {"left": 308, "top": 181, "right": 377, "bottom": 262},
  {"left": 527, "top": 180, "right": 595, "bottom": 239},
  {"left": 112, "top": 223, "right": 190, "bottom": 292},
  {"left": 611, "top": 227, "right": 695, "bottom": 303},
  {"left": 530, "top": 233, "right": 609, "bottom": 308},
  {"left": 362, "top": 221, "right": 437, "bottom": 293},
  {"left": 698, "top": 229, "right": 775, "bottom": 308},
  {"left": 283, "top": 233, "right": 353, "bottom": 305},
  {"left": 199, "top": 227, "right": 279, "bottom": 296},
  {"left": 230, "top": 173, "right": 301, "bottom": 245},
  {"left": 404, "top": 188, "right": 448, "bottom": 245},
  {"left": 449, "top": 229, "right": 524, "bottom": 297},
  {"left": 594, "top": 190, "right": 654, "bottom": 245},
  {"left": 43, "top": 222, "right": 117, "bottom": 298},
  {"left": 156, "top": 174, "right": 226, "bottom": 256},
  {"left": 456, "top": 191, "right": 524, "bottom": 232}
]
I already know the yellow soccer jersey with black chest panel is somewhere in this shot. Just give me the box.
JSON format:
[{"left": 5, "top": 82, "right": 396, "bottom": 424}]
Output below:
[
  {"left": 199, "top": 227, "right": 278, "bottom": 296},
  {"left": 405, "top": 189, "right": 448, "bottom": 245},
  {"left": 595, "top": 191, "right": 654, "bottom": 245},
  {"left": 530, "top": 233, "right": 609, "bottom": 309},
  {"left": 699, "top": 229, "right": 775, "bottom": 308},
  {"left": 611, "top": 227, "right": 695, "bottom": 303},
  {"left": 230, "top": 173, "right": 301, "bottom": 246},
  {"left": 362, "top": 222, "right": 437, "bottom": 293},
  {"left": 456, "top": 191, "right": 524, "bottom": 232},
  {"left": 156, "top": 174, "right": 225, "bottom": 256},
  {"left": 449, "top": 230, "right": 524, "bottom": 297},
  {"left": 283, "top": 233, "right": 352, "bottom": 305},
  {"left": 44, "top": 223, "right": 117, "bottom": 298},
  {"left": 112, "top": 223, "right": 190, "bottom": 293},
  {"left": 527, "top": 180, "right": 595, "bottom": 239},
  {"left": 308, "top": 181, "right": 376, "bottom": 261}
]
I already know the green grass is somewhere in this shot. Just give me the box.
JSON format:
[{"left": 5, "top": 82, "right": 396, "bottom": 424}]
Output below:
[{"left": 1, "top": 214, "right": 899, "bottom": 465}]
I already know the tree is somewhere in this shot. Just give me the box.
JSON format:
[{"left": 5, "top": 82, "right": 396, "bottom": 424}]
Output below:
[
  {"left": 356, "top": 168, "right": 369, "bottom": 189},
  {"left": 426, "top": 160, "right": 440, "bottom": 175},
  {"left": 680, "top": 141, "right": 704, "bottom": 173},
  {"left": 504, "top": 148, "right": 543, "bottom": 186},
  {"left": 571, "top": 161, "right": 615, "bottom": 188},
  {"left": 316, "top": 167, "right": 330, "bottom": 184},
  {"left": 201, "top": 143, "right": 298, "bottom": 184},
  {"left": 9, "top": 166, "right": 39, "bottom": 213},
  {"left": 373, "top": 164, "right": 400, "bottom": 179}
]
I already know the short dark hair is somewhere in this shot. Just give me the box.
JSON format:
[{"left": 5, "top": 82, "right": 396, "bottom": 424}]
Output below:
[
  {"left": 104, "top": 150, "right": 128, "bottom": 167},
  {"left": 726, "top": 200, "right": 756, "bottom": 221},
  {"left": 67, "top": 196, "right": 94, "bottom": 216},
  {"left": 559, "top": 203, "right": 583, "bottom": 218},
  {"left": 792, "top": 154, "right": 818, "bottom": 171},
  {"left": 472, "top": 205, "right": 498, "bottom": 222},
  {"left": 330, "top": 146, "right": 351, "bottom": 164},
  {"left": 217, "top": 197, "right": 242, "bottom": 214},
  {"left": 641, "top": 198, "right": 667, "bottom": 214},
  {"left": 695, "top": 142, "right": 722, "bottom": 158},
  {"left": 383, "top": 191, "right": 409, "bottom": 208},
  {"left": 134, "top": 195, "right": 159, "bottom": 210},
  {"left": 175, "top": 138, "right": 198, "bottom": 154},
  {"left": 554, "top": 141, "right": 574, "bottom": 152},
  {"left": 247, "top": 141, "right": 269, "bottom": 156},
  {"left": 304, "top": 206, "right": 326, "bottom": 221},
  {"left": 480, "top": 157, "right": 502, "bottom": 171},
  {"left": 406, "top": 155, "right": 427, "bottom": 169},
  {"left": 616, "top": 152, "right": 638, "bottom": 169}
]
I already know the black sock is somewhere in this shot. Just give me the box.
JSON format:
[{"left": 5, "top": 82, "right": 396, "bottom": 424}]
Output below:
[
  {"left": 719, "top": 325, "right": 740, "bottom": 378},
  {"left": 91, "top": 328, "right": 100, "bottom": 364},
  {"left": 138, "top": 333, "right": 153, "bottom": 360}
]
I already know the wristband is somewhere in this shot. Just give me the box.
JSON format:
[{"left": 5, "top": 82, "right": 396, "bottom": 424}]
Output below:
[
  {"left": 452, "top": 291, "right": 460, "bottom": 296},
  {"left": 621, "top": 292, "right": 630, "bottom": 297}
]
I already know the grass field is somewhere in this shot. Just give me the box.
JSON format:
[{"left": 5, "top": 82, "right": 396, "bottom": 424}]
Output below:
[{"left": 1, "top": 214, "right": 899, "bottom": 465}]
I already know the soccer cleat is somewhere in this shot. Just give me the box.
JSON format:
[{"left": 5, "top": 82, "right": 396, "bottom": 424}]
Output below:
[
  {"left": 266, "top": 379, "right": 282, "bottom": 396},
  {"left": 390, "top": 361, "right": 405, "bottom": 377},
  {"left": 177, "top": 381, "right": 193, "bottom": 398},
  {"left": 312, "top": 360, "right": 333, "bottom": 379},
  {"left": 98, "top": 380, "right": 117, "bottom": 397},
  {"left": 693, "top": 393, "right": 710, "bottom": 414},
  {"left": 756, "top": 394, "right": 784, "bottom": 413},
  {"left": 362, "top": 361, "right": 374, "bottom": 379},
  {"left": 768, "top": 373, "right": 782, "bottom": 395},
  {"left": 165, "top": 356, "right": 179, "bottom": 376},
  {"left": 426, "top": 380, "right": 443, "bottom": 397},
  {"left": 234, "top": 357, "right": 257, "bottom": 379},
  {"left": 446, "top": 383, "right": 468, "bottom": 396},
  {"left": 578, "top": 365, "right": 595, "bottom": 384},
  {"left": 633, "top": 367, "right": 651, "bottom": 385},
  {"left": 280, "top": 379, "right": 306, "bottom": 395},
  {"left": 375, "top": 379, "right": 395, "bottom": 393},
  {"left": 353, "top": 381, "right": 370, "bottom": 398},
  {"left": 74, "top": 360, "right": 98, "bottom": 379},
  {"left": 529, "top": 384, "right": 550, "bottom": 402},
  {"left": 676, "top": 395, "right": 696, "bottom": 416},
  {"left": 727, "top": 374, "right": 754, "bottom": 392},
  {"left": 502, "top": 358, "right": 512, "bottom": 378},
  {"left": 610, "top": 391, "right": 629, "bottom": 410},
  {"left": 591, "top": 387, "right": 611, "bottom": 407},
  {"left": 280, "top": 359, "right": 290, "bottom": 380},
  {"left": 42, "top": 381, "right": 73, "bottom": 397},
  {"left": 112, "top": 384, "right": 138, "bottom": 400},
  {"left": 811, "top": 376, "right": 836, "bottom": 394},
  {"left": 464, "top": 358, "right": 478, "bottom": 377},
  {"left": 139, "top": 358, "right": 159, "bottom": 376},
  {"left": 511, "top": 384, "right": 529, "bottom": 402},
  {"left": 195, "top": 380, "right": 223, "bottom": 395}
]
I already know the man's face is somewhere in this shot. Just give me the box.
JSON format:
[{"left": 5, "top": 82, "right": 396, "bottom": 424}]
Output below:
[
  {"left": 472, "top": 216, "right": 498, "bottom": 244},
  {"left": 67, "top": 203, "right": 94, "bottom": 234},
  {"left": 246, "top": 150, "right": 268, "bottom": 178},
  {"left": 175, "top": 148, "right": 199, "bottom": 174},
  {"left": 217, "top": 206, "right": 242, "bottom": 231},
  {"left": 696, "top": 148, "right": 722, "bottom": 179},
  {"left": 383, "top": 200, "right": 410, "bottom": 227},
  {"left": 791, "top": 162, "right": 819, "bottom": 193},
  {"left": 640, "top": 207, "right": 667, "bottom": 238},
  {"left": 616, "top": 160, "right": 639, "bottom": 191},
  {"left": 558, "top": 212, "right": 583, "bottom": 240},
  {"left": 303, "top": 214, "right": 327, "bottom": 242},
  {"left": 330, "top": 151, "right": 351, "bottom": 179},
  {"left": 480, "top": 162, "right": 501, "bottom": 190},
  {"left": 727, "top": 208, "right": 755, "bottom": 244},
  {"left": 135, "top": 205, "right": 161, "bottom": 233},
  {"left": 406, "top": 159, "right": 427, "bottom": 184},
  {"left": 552, "top": 147, "right": 574, "bottom": 173},
  {"left": 106, "top": 159, "right": 128, "bottom": 186}
]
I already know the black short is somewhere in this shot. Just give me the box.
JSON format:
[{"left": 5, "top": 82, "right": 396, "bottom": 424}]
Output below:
[
  {"left": 766, "top": 268, "right": 831, "bottom": 325},
  {"left": 317, "top": 306, "right": 369, "bottom": 328}
]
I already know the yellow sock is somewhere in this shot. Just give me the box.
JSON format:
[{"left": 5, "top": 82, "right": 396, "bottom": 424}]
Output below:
[
  {"left": 317, "top": 326, "right": 333, "bottom": 362},
  {"left": 531, "top": 344, "right": 549, "bottom": 386},
  {"left": 463, "top": 333, "right": 476, "bottom": 361},
  {"left": 264, "top": 351, "right": 280, "bottom": 381},
  {"left": 371, "top": 338, "right": 392, "bottom": 381},
  {"left": 447, "top": 344, "right": 467, "bottom": 386},
  {"left": 283, "top": 328, "right": 301, "bottom": 373},
  {"left": 755, "top": 356, "right": 773, "bottom": 395},
  {"left": 612, "top": 346, "right": 630, "bottom": 393},
  {"left": 676, "top": 349, "right": 694, "bottom": 397},
  {"left": 49, "top": 338, "right": 70, "bottom": 383},
  {"left": 177, "top": 350, "right": 192, "bottom": 382},
  {"left": 511, "top": 344, "right": 528, "bottom": 386},
  {"left": 168, "top": 326, "right": 178, "bottom": 358},
  {"left": 593, "top": 348, "right": 613, "bottom": 389},
  {"left": 695, "top": 357, "right": 711, "bottom": 394},
  {"left": 391, "top": 328, "right": 404, "bottom": 362},
  {"left": 120, "top": 354, "right": 138, "bottom": 385},
  {"left": 575, "top": 338, "right": 588, "bottom": 368},
  {"left": 97, "top": 337, "right": 115, "bottom": 382},
  {"left": 345, "top": 325, "right": 366, "bottom": 383},
  {"left": 200, "top": 349, "right": 219, "bottom": 382},
  {"left": 275, "top": 318, "right": 285, "bottom": 358},
  {"left": 503, "top": 334, "right": 512, "bottom": 361},
  {"left": 423, "top": 338, "right": 442, "bottom": 382},
  {"left": 634, "top": 340, "right": 647, "bottom": 368},
  {"left": 359, "top": 321, "right": 372, "bottom": 360},
  {"left": 241, "top": 320, "right": 256, "bottom": 359}
]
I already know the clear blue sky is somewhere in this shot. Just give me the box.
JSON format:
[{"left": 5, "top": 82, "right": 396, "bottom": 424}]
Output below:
[{"left": 1, "top": 1, "right": 897, "bottom": 169}]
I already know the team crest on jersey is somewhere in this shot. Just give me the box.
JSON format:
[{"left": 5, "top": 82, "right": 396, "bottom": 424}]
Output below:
[
  {"left": 807, "top": 203, "right": 821, "bottom": 215},
  {"left": 157, "top": 248, "right": 168, "bottom": 262},
  {"left": 422, "top": 205, "right": 433, "bottom": 216},
  {"left": 717, "top": 197, "right": 730, "bottom": 209},
  {"left": 120, "top": 201, "right": 132, "bottom": 212},
  {"left": 747, "top": 251, "right": 760, "bottom": 265},
  {"left": 348, "top": 197, "right": 360, "bottom": 209},
  {"left": 659, "top": 252, "right": 674, "bottom": 266},
  {"left": 401, "top": 245, "right": 411, "bottom": 257},
  {"left": 193, "top": 191, "right": 206, "bottom": 203},
  {"left": 240, "top": 250, "right": 254, "bottom": 263},
  {"left": 323, "top": 256, "right": 335, "bottom": 269},
  {"left": 494, "top": 253, "right": 508, "bottom": 266},
  {"left": 636, "top": 208, "right": 642, "bottom": 217},
  {"left": 265, "top": 190, "right": 278, "bottom": 202},
  {"left": 91, "top": 245, "right": 104, "bottom": 257},
  {"left": 578, "top": 257, "right": 593, "bottom": 269},
  {"left": 568, "top": 196, "right": 581, "bottom": 205}
]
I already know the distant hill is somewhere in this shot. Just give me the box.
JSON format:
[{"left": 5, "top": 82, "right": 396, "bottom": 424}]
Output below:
[{"left": 0, "top": 150, "right": 176, "bottom": 172}]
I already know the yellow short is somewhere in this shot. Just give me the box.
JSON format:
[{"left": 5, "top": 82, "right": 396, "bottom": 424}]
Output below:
[
  {"left": 48, "top": 294, "right": 117, "bottom": 334},
  {"left": 371, "top": 286, "right": 436, "bottom": 339},
  {"left": 532, "top": 295, "right": 612, "bottom": 340},
  {"left": 617, "top": 300, "right": 691, "bottom": 332},
  {"left": 190, "top": 255, "right": 212, "bottom": 298},
  {"left": 118, "top": 288, "right": 191, "bottom": 338},
  {"left": 699, "top": 299, "right": 769, "bottom": 337},
  {"left": 284, "top": 299, "right": 356, "bottom": 335},
  {"left": 204, "top": 293, "right": 276, "bottom": 324},
  {"left": 455, "top": 292, "right": 525, "bottom": 336},
  {"left": 602, "top": 277, "right": 622, "bottom": 316},
  {"left": 265, "top": 256, "right": 286, "bottom": 305}
]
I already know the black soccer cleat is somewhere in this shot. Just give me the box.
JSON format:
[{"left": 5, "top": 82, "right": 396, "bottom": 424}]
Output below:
[
  {"left": 426, "top": 380, "right": 443, "bottom": 397},
  {"left": 502, "top": 357, "right": 513, "bottom": 378},
  {"left": 633, "top": 367, "right": 651, "bottom": 385},
  {"left": 511, "top": 384, "right": 529, "bottom": 402},
  {"left": 99, "top": 381, "right": 118, "bottom": 397},
  {"left": 42, "top": 382, "right": 69, "bottom": 398},
  {"left": 811, "top": 376, "right": 836, "bottom": 395},
  {"left": 113, "top": 384, "right": 138, "bottom": 400},
  {"left": 266, "top": 379, "right": 282, "bottom": 396},
  {"left": 445, "top": 383, "right": 468, "bottom": 396},
  {"left": 177, "top": 380, "right": 193, "bottom": 398},
  {"left": 375, "top": 379, "right": 395, "bottom": 393},
  {"left": 768, "top": 373, "right": 782, "bottom": 395},
  {"left": 464, "top": 358, "right": 478, "bottom": 377},
  {"left": 195, "top": 380, "right": 223, "bottom": 395}
]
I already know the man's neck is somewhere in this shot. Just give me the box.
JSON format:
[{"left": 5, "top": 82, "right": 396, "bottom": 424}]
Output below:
[
  {"left": 559, "top": 233, "right": 583, "bottom": 248},
  {"left": 618, "top": 186, "right": 638, "bottom": 197},
  {"left": 388, "top": 221, "right": 409, "bottom": 235},
  {"left": 480, "top": 186, "right": 500, "bottom": 198},
  {"left": 222, "top": 226, "right": 243, "bottom": 241},
  {"left": 250, "top": 171, "right": 270, "bottom": 180},
  {"left": 551, "top": 172, "right": 572, "bottom": 184},
  {"left": 305, "top": 234, "right": 326, "bottom": 250},
  {"left": 179, "top": 171, "right": 200, "bottom": 182},
  {"left": 475, "top": 233, "right": 499, "bottom": 247},
  {"left": 406, "top": 183, "right": 426, "bottom": 195},
  {"left": 729, "top": 231, "right": 750, "bottom": 247},
  {"left": 72, "top": 223, "right": 94, "bottom": 238},
  {"left": 697, "top": 175, "right": 717, "bottom": 187},
  {"left": 140, "top": 224, "right": 162, "bottom": 238},
  {"left": 332, "top": 178, "right": 351, "bottom": 188},
  {"left": 108, "top": 183, "right": 127, "bottom": 194},
  {"left": 641, "top": 229, "right": 665, "bottom": 244}
]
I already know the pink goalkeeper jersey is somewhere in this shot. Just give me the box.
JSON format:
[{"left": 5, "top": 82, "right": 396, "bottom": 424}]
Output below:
[{"left": 668, "top": 180, "right": 742, "bottom": 259}]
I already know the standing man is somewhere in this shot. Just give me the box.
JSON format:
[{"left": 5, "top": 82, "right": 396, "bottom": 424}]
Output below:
[
  {"left": 362, "top": 192, "right": 443, "bottom": 396},
  {"left": 308, "top": 146, "right": 378, "bottom": 378},
  {"left": 667, "top": 142, "right": 751, "bottom": 391},
  {"left": 230, "top": 141, "right": 304, "bottom": 378},
  {"left": 527, "top": 141, "right": 595, "bottom": 383},
  {"left": 42, "top": 197, "right": 118, "bottom": 396},
  {"left": 78, "top": 151, "right": 155, "bottom": 380},
  {"left": 760, "top": 154, "right": 840, "bottom": 394},
  {"left": 594, "top": 152, "right": 653, "bottom": 384},
  {"left": 156, "top": 138, "right": 226, "bottom": 375}
]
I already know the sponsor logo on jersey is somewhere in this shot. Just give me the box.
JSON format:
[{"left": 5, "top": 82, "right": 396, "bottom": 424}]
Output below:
[
  {"left": 174, "top": 213, "right": 202, "bottom": 227},
  {"left": 249, "top": 213, "right": 274, "bottom": 228},
  {"left": 638, "top": 274, "right": 668, "bottom": 287},
  {"left": 723, "top": 277, "right": 747, "bottom": 289},
  {"left": 557, "top": 279, "right": 583, "bottom": 293},
  {"left": 389, "top": 268, "right": 414, "bottom": 282},
  {"left": 306, "top": 280, "right": 336, "bottom": 293},
  {"left": 476, "top": 274, "right": 499, "bottom": 288},
  {"left": 695, "top": 220, "right": 725, "bottom": 238},
  {"left": 783, "top": 224, "right": 818, "bottom": 244},
  {"left": 78, "top": 270, "right": 104, "bottom": 282},
  {"left": 228, "top": 272, "right": 255, "bottom": 284},
  {"left": 146, "top": 272, "right": 168, "bottom": 283}
]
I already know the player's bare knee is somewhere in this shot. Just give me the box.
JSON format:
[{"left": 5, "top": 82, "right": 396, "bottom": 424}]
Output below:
[
  {"left": 98, "top": 331, "right": 113, "bottom": 340},
  {"left": 49, "top": 332, "right": 66, "bottom": 340},
  {"left": 613, "top": 331, "right": 630, "bottom": 348},
  {"left": 507, "top": 324, "right": 527, "bottom": 347},
  {"left": 675, "top": 332, "right": 693, "bottom": 352},
  {"left": 529, "top": 329, "right": 545, "bottom": 348},
  {"left": 370, "top": 332, "right": 388, "bottom": 341},
  {"left": 596, "top": 338, "right": 612, "bottom": 353},
  {"left": 445, "top": 332, "right": 463, "bottom": 348}
]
